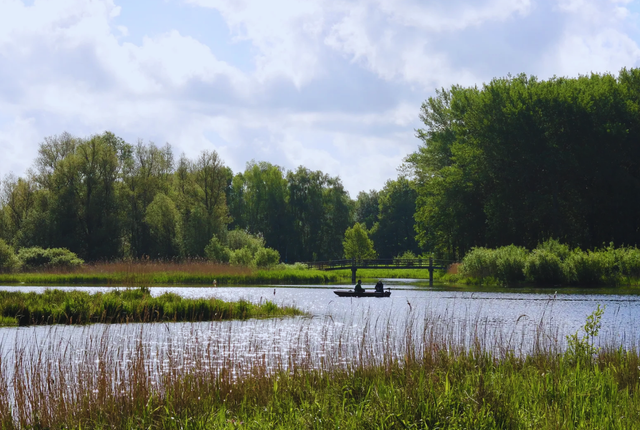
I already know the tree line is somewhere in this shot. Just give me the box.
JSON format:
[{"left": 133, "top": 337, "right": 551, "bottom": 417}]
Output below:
[
  {"left": 407, "top": 68, "right": 640, "bottom": 260},
  {"left": 5, "top": 68, "right": 637, "bottom": 265},
  {"left": 0, "top": 132, "right": 418, "bottom": 263}
]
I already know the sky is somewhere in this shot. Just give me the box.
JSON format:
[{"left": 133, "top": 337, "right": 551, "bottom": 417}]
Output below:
[{"left": 1, "top": 0, "right": 639, "bottom": 197}]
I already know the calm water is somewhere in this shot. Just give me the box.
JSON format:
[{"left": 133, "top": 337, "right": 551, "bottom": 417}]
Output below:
[{"left": 0, "top": 280, "right": 638, "bottom": 370}]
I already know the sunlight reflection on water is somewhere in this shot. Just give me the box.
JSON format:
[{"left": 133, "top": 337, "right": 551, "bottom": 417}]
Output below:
[{"left": 0, "top": 282, "right": 638, "bottom": 368}]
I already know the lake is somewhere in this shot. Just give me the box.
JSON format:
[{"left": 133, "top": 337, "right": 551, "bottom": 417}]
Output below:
[{"left": 0, "top": 280, "right": 638, "bottom": 370}]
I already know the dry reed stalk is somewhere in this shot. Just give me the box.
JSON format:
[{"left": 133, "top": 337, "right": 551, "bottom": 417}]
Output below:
[
  {"left": 29, "top": 259, "right": 255, "bottom": 277},
  {"left": 0, "top": 305, "right": 631, "bottom": 428}
]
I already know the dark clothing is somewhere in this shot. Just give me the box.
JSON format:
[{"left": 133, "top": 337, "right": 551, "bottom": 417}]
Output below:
[
  {"left": 354, "top": 281, "right": 364, "bottom": 293},
  {"left": 375, "top": 281, "right": 384, "bottom": 293}
]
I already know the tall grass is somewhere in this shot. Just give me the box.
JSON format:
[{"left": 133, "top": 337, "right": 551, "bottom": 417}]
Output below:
[
  {"left": 0, "top": 288, "right": 305, "bottom": 326},
  {"left": 0, "top": 259, "right": 340, "bottom": 286},
  {"left": 0, "top": 306, "right": 636, "bottom": 428}
]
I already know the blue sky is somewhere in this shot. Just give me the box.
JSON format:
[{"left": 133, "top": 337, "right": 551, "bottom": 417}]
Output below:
[{"left": 1, "top": 0, "right": 639, "bottom": 196}]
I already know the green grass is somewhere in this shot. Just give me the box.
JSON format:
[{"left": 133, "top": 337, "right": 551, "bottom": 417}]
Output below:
[
  {"left": 0, "top": 312, "right": 637, "bottom": 429},
  {"left": 0, "top": 269, "right": 340, "bottom": 286},
  {"left": 0, "top": 287, "right": 306, "bottom": 326}
]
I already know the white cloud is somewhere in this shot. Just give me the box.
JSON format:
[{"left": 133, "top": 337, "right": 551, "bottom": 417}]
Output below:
[
  {"left": 0, "top": 0, "right": 639, "bottom": 196},
  {"left": 543, "top": 0, "right": 640, "bottom": 76}
]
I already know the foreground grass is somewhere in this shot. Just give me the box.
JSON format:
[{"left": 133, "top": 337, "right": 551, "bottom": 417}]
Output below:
[
  {"left": 0, "top": 308, "right": 638, "bottom": 429},
  {"left": 0, "top": 288, "right": 305, "bottom": 326}
]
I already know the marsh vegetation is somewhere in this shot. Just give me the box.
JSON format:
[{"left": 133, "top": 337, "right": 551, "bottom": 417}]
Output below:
[
  {"left": 0, "top": 287, "right": 304, "bottom": 326},
  {"left": 0, "top": 304, "right": 636, "bottom": 428}
]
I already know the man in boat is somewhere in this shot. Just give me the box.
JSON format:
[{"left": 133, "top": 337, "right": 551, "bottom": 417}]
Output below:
[
  {"left": 375, "top": 280, "right": 384, "bottom": 293},
  {"left": 354, "top": 279, "right": 364, "bottom": 293}
]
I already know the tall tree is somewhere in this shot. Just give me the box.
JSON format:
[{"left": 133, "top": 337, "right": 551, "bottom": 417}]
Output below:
[
  {"left": 121, "top": 141, "right": 173, "bottom": 258},
  {"left": 177, "top": 151, "right": 230, "bottom": 256},
  {"left": 241, "top": 161, "right": 289, "bottom": 257},
  {"left": 408, "top": 69, "right": 640, "bottom": 258},
  {"left": 354, "top": 190, "right": 379, "bottom": 230},
  {"left": 371, "top": 177, "right": 420, "bottom": 258}
]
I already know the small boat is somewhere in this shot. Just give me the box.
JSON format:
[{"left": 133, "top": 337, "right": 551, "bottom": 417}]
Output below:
[{"left": 334, "top": 290, "right": 391, "bottom": 298}]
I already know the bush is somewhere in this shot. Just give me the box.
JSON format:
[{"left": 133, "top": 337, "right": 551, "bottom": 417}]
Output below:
[
  {"left": 229, "top": 247, "right": 255, "bottom": 267},
  {"left": 394, "top": 250, "right": 417, "bottom": 263},
  {"left": 254, "top": 248, "right": 280, "bottom": 268},
  {"left": 618, "top": 246, "right": 640, "bottom": 278},
  {"left": 524, "top": 250, "right": 565, "bottom": 285},
  {"left": 494, "top": 245, "right": 528, "bottom": 286},
  {"left": 204, "top": 236, "right": 231, "bottom": 263},
  {"left": 536, "top": 238, "right": 571, "bottom": 261},
  {"left": 460, "top": 247, "right": 498, "bottom": 279},
  {"left": 564, "top": 249, "right": 605, "bottom": 285},
  {"left": 227, "top": 230, "right": 264, "bottom": 253},
  {"left": 0, "top": 239, "right": 20, "bottom": 273},
  {"left": 17, "top": 247, "right": 84, "bottom": 271}
]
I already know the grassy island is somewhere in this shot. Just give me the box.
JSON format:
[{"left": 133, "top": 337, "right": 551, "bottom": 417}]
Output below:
[{"left": 0, "top": 287, "right": 305, "bottom": 326}]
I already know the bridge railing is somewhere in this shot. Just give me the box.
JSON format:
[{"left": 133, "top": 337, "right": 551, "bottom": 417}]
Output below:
[{"left": 306, "top": 258, "right": 453, "bottom": 270}]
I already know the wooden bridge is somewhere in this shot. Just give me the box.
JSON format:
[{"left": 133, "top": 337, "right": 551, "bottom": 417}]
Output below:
[{"left": 305, "top": 258, "right": 451, "bottom": 286}]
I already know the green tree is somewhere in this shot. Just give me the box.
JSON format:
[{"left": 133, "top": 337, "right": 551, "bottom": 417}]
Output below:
[
  {"left": 371, "top": 177, "right": 419, "bottom": 258},
  {"left": 286, "top": 167, "right": 326, "bottom": 262},
  {"left": 343, "top": 223, "right": 376, "bottom": 260},
  {"left": 176, "top": 151, "right": 230, "bottom": 257},
  {"left": 144, "top": 193, "right": 181, "bottom": 258},
  {"left": 241, "top": 161, "right": 289, "bottom": 257},
  {"left": 354, "top": 190, "right": 379, "bottom": 230},
  {"left": 121, "top": 141, "right": 173, "bottom": 258},
  {"left": 409, "top": 69, "right": 640, "bottom": 258}
]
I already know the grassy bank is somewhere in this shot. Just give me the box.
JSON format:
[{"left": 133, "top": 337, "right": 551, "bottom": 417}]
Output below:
[
  {"left": 0, "top": 260, "right": 340, "bottom": 286},
  {"left": 0, "top": 287, "right": 305, "bottom": 326},
  {"left": 0, "top": 307, "right": 637, "bottom": 428}
]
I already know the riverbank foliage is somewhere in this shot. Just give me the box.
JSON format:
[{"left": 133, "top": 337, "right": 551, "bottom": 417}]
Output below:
[
  {"left": 0, "top": 260, "right": 340, "bottom": 286},
  {"left": 0, "top": 287, "right": 304, "bottom": 326},
  {"left": 460, "top": 239, "right": 640, "bottom": 287},
  {"left": 0, "top": 308, "right": 637, "bottom": 428}
]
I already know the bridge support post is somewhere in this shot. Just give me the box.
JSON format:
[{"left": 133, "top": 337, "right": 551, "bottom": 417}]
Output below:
[
  {"left": 429, "top": 257, "right": 434, "bottom": 286},
  {"left": 351, "top": 266, "right": 357, "bottom": 284}
]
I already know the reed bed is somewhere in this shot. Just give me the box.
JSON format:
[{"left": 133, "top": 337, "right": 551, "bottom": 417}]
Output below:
[
  {"left": 0, "top": 260, "right": 340, "bottom": 286},
  {"left": 0, "top": 306, "right": 636, "bottom": 428},
  {"left": 0, "top": 288, "right": 305, "bottom": 326}
]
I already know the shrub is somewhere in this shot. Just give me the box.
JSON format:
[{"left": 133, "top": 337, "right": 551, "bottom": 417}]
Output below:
[
  {"left": 563, "top": 249, "right": 613, "bottom": 285},
  {"left": 394, "top": 250, "right": 417, "bottom": 263},
  {"left": 254, "top": 247, "right": 280, "bottom": 268},
  {"left": 0, "top": 239, "right": 20, "bottom": 273},
  {"left": 460, "top": 247, "right": 498, "bottom": 278},
  {"left": 229, "top": 247, "right": 255, "bottom": 267},
  {"left": 17, "top": 247, "right": 84, "bottom": 271},
  {"left": 565, "top": 304, "right": 605, "bottom": 365},
  {"left": 227, "top": 230, "right": 264, "bottom": 253},
  {"left": 204, "top": 235, "right": 231, "bottom": 263},
  {"left": 274, "top": 262, "right": 308, "bottom": 271},
  {"left": 524, "top": 250, "right": 565, "bottom": 285},
  {"left": 494, "top": 245, "right": 528, "bottom": 286},
  {"left": 618, "top": 246, "right": 640, "bottom": 278},
  {"left": 536, "top": 238, "right": 571, "bottom": 261}
]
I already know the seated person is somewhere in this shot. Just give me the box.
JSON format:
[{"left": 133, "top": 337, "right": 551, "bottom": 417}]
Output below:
[
  {"left": 354, "top": 279, "right": 364, "bottom": 293},
  {"left": 375, "top": 281, "right": 384, "bottom": 293}
]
